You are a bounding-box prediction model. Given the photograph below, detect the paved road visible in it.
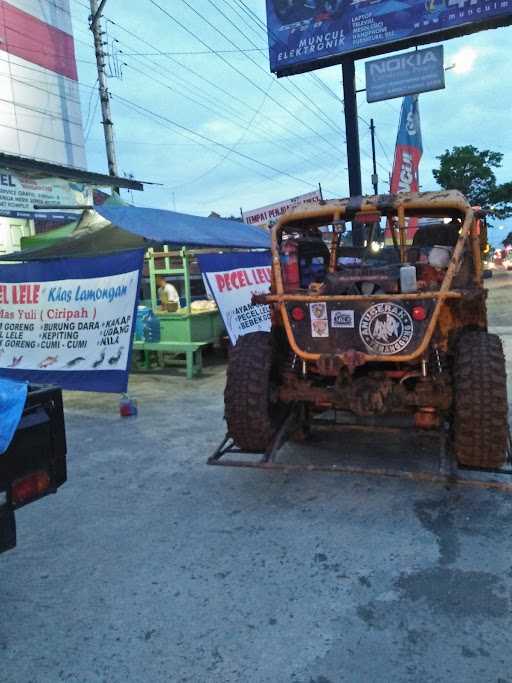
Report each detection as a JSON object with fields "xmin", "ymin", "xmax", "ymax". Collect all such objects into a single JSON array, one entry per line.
[{"xmin": 2, "ymin": 274, "xmax": 512, "ymax": 683}]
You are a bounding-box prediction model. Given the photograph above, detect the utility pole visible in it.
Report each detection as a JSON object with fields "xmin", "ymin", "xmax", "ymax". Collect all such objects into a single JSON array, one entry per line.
[
  {"xmin": 370, "ymin": 118, "xmax": 378, "ymax": 195},
  {"xmin": 89, "ymin": 0, "xmax": 119, "ymax": 193},
  {"xmin": 341, "ymin": 59, "xmax": 362, "ymax": 198},
  {"xmin": 341, "ymin": 59, "xmax": 363, "ymax": 246}
]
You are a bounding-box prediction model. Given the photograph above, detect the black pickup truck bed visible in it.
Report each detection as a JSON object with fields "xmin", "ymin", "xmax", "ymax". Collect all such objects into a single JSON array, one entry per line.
[{"xmin": 0, "ymin": 385, "xmax": 67, "ymax": 553}]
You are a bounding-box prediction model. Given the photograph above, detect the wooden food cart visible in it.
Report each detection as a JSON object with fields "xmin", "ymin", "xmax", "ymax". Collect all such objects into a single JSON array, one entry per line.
[{"xmin": 132, "ymin": 246, "xmax": 225, "ymax": 378}]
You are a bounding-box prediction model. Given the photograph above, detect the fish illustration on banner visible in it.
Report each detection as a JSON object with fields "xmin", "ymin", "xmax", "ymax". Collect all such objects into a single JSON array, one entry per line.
[{"xmin": 386, "ymin": 95, "xmax": 423, "ymax": 242}]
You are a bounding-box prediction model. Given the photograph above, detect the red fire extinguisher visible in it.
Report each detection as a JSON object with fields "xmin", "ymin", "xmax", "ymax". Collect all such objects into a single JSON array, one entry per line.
[{"xmin": 282, "ymin": 239, "xmax": 300, "ymax": 289}]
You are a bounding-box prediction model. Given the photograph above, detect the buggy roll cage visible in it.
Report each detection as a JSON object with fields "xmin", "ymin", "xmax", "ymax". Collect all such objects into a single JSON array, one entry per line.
[{"xmin": 257, "ymin": 191, "xmax": 483, "ymax": 365}]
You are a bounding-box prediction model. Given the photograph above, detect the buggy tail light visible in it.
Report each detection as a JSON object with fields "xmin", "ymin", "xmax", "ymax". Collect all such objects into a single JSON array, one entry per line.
[
  {"xmin": 12, "ymin": 471, "xmax": 51, "ymax": 506},
  {"xmin": 412, "ymin": 306, "xmax": 427, "ymax": 321},
  {"xmin": 291, "ymin": 306, "xmax": 305, "ymax": 321}
]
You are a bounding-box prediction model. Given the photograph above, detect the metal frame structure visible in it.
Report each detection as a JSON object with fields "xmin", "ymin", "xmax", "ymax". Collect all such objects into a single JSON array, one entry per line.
[
  {"xmin": 147, "ymin": 246, "xmax": 193, "ymax": 314},
  {"xmin": 209, "ymin": 409, "xmax": 512, "ymax": 493},
  {"xmin": 255, "ymin": 190, "xmax": 482, "ymax": 366}
]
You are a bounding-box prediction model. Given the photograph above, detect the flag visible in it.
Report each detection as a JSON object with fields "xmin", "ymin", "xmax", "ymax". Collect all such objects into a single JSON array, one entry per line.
[{"xmin": 387, "ymin": 95, "xmax": 423, "ymax": 242}]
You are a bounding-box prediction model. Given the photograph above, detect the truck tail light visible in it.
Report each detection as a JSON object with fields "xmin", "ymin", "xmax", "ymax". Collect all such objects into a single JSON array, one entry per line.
[
  {"xmin": 412, "ymin": 306, "xmax": 427, "ymax": 321},
  {"xmin": 12, "ymin": 471, "xmax": 51, "ymax": 506},
  {"xmin": 291, "ymin": 306, "xmax": 305, "ymax": 321}
]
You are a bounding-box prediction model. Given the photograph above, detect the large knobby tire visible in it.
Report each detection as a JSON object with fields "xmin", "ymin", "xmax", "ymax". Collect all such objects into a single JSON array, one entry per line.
[
  {"xmin": 453, "ymin": 331, "xmax": 509, "ymax": 468},
  {"xmin": 224, "ymin": 332, "xmax": 285, "ymax": 452}
]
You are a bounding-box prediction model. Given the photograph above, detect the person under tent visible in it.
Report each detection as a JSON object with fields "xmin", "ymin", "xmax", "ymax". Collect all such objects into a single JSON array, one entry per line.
[{"xmin": 156, "ymin": 274, "xmax": 180, "ymax": 312}]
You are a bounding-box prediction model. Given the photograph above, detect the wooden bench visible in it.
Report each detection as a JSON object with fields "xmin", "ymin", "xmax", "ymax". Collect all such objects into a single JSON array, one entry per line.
[{"xmin": 132, "ymin": 341, "xmax": 207, "ymax": 379}]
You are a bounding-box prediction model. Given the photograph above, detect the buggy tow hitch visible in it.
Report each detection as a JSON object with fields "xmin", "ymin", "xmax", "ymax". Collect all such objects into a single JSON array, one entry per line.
[
  {"xmin": 208, "ymin": 413, "xmax": 512, "ymax": 493},
  {"xmin": 208, "ymin": 407, "xmax": 299, "ymax": 468}
]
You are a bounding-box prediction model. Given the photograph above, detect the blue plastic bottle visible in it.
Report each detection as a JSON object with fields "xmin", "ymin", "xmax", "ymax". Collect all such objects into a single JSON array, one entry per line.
[
  {"xmin": 135, "ymin": 306, "xmax": 150, "ymax": 341},
  {"xmin": 143, "ymin": 310, "xmax": 161, "ymax": 343}
]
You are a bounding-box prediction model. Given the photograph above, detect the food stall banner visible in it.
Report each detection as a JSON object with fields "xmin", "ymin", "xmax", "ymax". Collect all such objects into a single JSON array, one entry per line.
[
  {"xmin": 242, "ymin": 190, "xmax": 321, "ymax": 230},
  {"xmin": 0, "ymin": 249, "xmax": 144, "ymax": 392},
  {"xmin": 266, "ymin": 0, "xmax": 512, "ymax": 77},
  {"xmin": 198, "ymin": 252, "xmax": 272, "ymax": 345}
]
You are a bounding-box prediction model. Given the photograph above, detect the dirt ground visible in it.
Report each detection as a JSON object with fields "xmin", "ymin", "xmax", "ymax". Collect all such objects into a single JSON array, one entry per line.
[{"xmin": 1, "ymin": 272, "xmax": 512, "ymax": 683}]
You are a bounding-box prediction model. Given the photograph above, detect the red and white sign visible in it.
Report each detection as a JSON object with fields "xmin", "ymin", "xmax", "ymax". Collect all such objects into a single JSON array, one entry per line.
[
  {"xmin": 242, "ymin": 190, "xmax": 321, "ymax": 230},
  {"xmin": 0, "ymin": 1, "xmax": 86, "ymax": 169}
]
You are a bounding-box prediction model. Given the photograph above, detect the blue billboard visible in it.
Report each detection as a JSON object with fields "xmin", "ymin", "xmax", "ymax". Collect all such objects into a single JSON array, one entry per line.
[{"xmin": 266, "ymin": 0, "xmax": 512, "ymax": 76}]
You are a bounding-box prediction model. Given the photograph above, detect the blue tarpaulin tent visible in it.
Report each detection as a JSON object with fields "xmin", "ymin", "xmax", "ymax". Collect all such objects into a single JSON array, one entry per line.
[
  {"xmin": 95, "ymin": 205, "xmax": 270, "ymax": 249},
  {"xmin": 0, "ymin": 205, "xmax": 270, "ymax": 261}
]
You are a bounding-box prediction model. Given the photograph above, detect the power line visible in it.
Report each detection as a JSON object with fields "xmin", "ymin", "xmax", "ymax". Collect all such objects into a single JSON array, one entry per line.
[
  {"xmin": 122, "ymin": 47, "xmax": 266, "ymax": 56},
  {"xmin": 111, "ymin": 90, "xmax": 341, "ymax": 194},
  {"xmin": 149, "ymin": 0, "xmax": 340, "ymax": 155},
  {"xmin": 202, "ymin": 0, "xmax": 346, "ymax": 141},
  {"xmin": 119, "ymin": 49, "xmax": 343, "ymax": 169},
  {"xmin": 165, "ymin": 80, "xmax": 273, "ymax": 191},
  {"xmin": 102, "ymin": 17, "xmax": 345, "ymax": 168},
  {"xmin": 69, "ymin": 0, "xmax": 344, "ymax": 196},
  {"xmin": 233, "ymin": 0, "xmax": 392, "ymax": 177}
]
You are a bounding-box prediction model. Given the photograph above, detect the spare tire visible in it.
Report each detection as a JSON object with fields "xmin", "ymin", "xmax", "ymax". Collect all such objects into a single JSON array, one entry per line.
[
  {"xmin": 453, "ymin": 331, "xmax": 509, "ymax": 468},
  {"xmin": 224, "ymin": 332, "xmax": 285, "ymax": 453}
]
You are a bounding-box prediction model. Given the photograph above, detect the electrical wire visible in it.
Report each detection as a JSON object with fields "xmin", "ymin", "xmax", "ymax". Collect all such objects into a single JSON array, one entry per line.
[
  {"xmin": 201, "ymin": 0, "xmax": 347, "ymax": 141},
  {"xmin": 110, "ymin": 90, "xmax": 341, "ymax": 195},
  {"xmin": 101, "ymin": 18, "xmax": 346, "ymax": 168},
  {"xmin": 122, "ymin": 48, "xmax": 266, "ymax": 56},
  {"xmin": 120, "ymin": 54, "xmax": 343, "ymax": 169},
  {"xmin": 233, "ymin": 0, "xmax": 392, "ymax": 176},
  {"xmin": 149, "ymin": 0, "xmax": 342, "ymax": 155},
  {"xmin": 74, "ymin": 6, "xmax": 314, "ymax": 162},
  {"xmin": 165, "ymin": 80, "xmax": 274, "ymax": 191},
  {"xmin": 69, "ymin": 0, "xmax": 345, "ymax": 197}
]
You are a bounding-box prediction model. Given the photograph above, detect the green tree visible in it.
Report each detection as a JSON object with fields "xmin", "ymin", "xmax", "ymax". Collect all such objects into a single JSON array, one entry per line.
[{"xmin": 432, "ymin": 145, "xmax": 512, "ymax": 219}]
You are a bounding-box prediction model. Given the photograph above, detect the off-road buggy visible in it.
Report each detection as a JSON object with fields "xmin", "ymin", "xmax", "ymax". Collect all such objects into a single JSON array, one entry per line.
[{"xmin": 220, "ymin": 191, "xmax": 509, "ymax": 473}]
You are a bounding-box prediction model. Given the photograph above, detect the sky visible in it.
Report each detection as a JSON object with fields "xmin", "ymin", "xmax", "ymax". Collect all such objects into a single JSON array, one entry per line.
[{"xmin": 69, "ymin": 0, "xmax": 512, "ymax": 244}]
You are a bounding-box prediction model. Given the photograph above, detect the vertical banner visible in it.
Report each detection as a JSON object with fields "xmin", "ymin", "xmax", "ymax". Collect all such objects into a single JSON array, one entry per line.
[
  {"xmin": 197, "ymin": 252, "xmax": 272, "ymax": 345},
  {"xmin": 0, "ymin": 250, "xmax": 144, "ymax": 392},
  {"xmin": 388, "ymin": 95, "xmax": 423, "ymax": 241}
]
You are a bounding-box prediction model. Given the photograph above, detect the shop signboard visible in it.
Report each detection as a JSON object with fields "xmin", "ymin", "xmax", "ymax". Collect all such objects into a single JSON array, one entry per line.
[
  {"xmin": 365, "ymin": 46, "xmax": 445, "ymax": 102},
  {"xmin": 198, "ymin": 252, "xmax": 272, "ymax": 345},
  {"xmin": 242, "ymin": 190, "xmax": 321, "ymax": 230},
  {"xmin": 266, "ymin": 0, "xmax": 512, "ymax": 76},
  {"xmin": 0, "ymin": 250, "xmax": 143, "ymax": 392},
  {"xmin": 0, "ymin": 169, "xmax": 92, "ymax": 219}
]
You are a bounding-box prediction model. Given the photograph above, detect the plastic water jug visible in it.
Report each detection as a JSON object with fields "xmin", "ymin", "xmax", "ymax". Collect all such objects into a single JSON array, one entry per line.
[
  {"xmin": 143, "ymin": 310, "xmax": 161, "ymax": 343},
  {"xmin": 400, "ymin": 265, "xmax": 417, "ymax": 293},
  {"xmin": 135, "ymin": 305, "xmax": 150, "ymax": 341}
]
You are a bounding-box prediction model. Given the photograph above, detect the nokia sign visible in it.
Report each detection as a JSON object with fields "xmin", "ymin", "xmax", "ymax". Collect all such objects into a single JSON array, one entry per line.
[{"xmin": 365, "ymin": 46, "xmax": 445, "ymax": 103}]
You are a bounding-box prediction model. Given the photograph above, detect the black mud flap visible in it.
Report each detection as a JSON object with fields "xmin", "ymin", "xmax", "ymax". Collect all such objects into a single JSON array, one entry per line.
[{"xmin": 0, "ymin": 500, "xmax": 16, "ymax": 553}]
